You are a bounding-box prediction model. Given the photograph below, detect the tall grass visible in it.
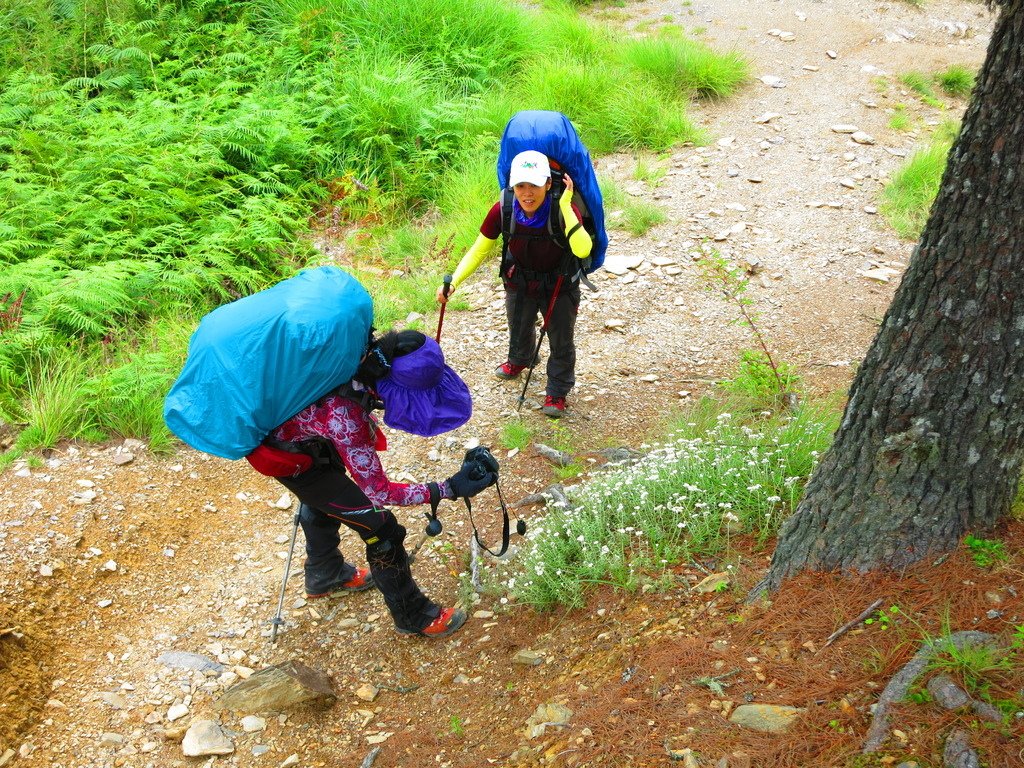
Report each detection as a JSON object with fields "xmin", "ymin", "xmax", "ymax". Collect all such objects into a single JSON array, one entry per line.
[
  {"xmin": 15, "ymin": 352, "xmax": 98, "ymax": 451},
  {"xmin": 879, "ymin": 122, "xmax": 959, "ymax": 240},
  {"xmin": 511, "ymin": 398, "xmax": 838, "ymax": 609},
  {"xmin": 600, "ymin": 178, "xmax": 668, "ymax": 237},
  {"xmin": 935, "ymin": 64, "xmax": 976, "ymax": 98},
  {"xmin": 621, "ymin": 35, "xmax": 749, "ymax": 99}
]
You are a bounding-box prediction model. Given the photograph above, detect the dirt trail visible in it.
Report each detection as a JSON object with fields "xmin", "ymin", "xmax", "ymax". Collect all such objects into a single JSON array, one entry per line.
[{"xmin": 0, "ymin": 2, "xmax": 998, "ymax": 766}]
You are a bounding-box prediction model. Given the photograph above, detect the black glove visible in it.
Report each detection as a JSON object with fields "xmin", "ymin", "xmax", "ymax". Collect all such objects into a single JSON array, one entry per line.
[{"xmin": 447, "ymin": 465, "xmax": 497, "ymax": 499}]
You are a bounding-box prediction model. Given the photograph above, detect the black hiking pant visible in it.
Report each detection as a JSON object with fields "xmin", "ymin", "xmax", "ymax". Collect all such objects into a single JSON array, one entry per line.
[
  {"xmin": 275, "ymin": 465, "xmax": 440, "ymax": 633},
  {"xmin": 503, "ymin": 270, "xmax": 580, "ymax": 398}
]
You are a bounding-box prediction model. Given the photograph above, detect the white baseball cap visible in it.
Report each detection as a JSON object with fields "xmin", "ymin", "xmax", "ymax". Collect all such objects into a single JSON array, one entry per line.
[{"xmin": 509, "ymin": 150, "xmax": 551, "ymax": 187}]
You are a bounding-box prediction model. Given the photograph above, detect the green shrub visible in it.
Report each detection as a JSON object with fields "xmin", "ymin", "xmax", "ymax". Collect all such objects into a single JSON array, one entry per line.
[{"xmin": 720, "ymin": 350, "xmax": 801, "ymax": 410}]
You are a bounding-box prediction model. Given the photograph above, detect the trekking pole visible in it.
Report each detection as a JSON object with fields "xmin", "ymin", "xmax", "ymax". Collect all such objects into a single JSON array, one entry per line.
[
  {"xmin": 517, "ymin": 273, "xmax": 565, "ymax": 411},
  {"xmin": 435, "ymin": 274, "xmax": 452, "ymax": 343},
  {"xmin": 270, "ymin": 503, "xmax": 303, "ymax": 644}
]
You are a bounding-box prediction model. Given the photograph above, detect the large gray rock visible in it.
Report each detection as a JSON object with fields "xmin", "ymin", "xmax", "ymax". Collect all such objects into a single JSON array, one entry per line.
[{"xmin": 214, "ymin": 660, "xmax": 336, "ymax": 713}]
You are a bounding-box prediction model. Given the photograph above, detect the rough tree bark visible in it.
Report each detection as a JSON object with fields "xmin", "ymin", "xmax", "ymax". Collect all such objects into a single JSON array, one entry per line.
[{"xmin": 759, "ymin": 0, "xmax": 1024, "ymax": 593}]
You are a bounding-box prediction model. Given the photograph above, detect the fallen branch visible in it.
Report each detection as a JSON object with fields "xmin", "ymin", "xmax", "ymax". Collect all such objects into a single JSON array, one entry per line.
[
  {"xmin": 821, "ymin": 598, "xmax": 884, "ymax": 649},
  {"xmin": 470, "ymin": 536, "xmax": 482, "ymax": 592},
  {"xmin": 375, "ymin": 683, "xmax": 420, "ymax": 694}
]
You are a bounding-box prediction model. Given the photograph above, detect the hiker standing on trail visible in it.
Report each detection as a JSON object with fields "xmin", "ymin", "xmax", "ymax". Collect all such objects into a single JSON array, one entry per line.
[
  {"xmin": 437, "ymin": 149, "xmax": 593, "ymax": 419},
  {"xmin": 267, "ymin": 330, "xmax": 495, "ymax": 639}
]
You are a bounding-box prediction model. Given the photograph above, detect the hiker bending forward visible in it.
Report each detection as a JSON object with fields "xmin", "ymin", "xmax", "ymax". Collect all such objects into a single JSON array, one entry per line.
[
  {"xmin": 269, "ymin": 331, "xmax": 493, "ymax": 638},
  {"xmin": 437, "ymin": 150, "xmax": 593, "ymax": 418}
]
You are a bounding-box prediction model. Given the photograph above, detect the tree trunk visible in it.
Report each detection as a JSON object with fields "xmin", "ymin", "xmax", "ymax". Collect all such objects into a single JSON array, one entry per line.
[{"xmin": 761, "ymin": 2, "xmax": 1024, "ymax": 593}]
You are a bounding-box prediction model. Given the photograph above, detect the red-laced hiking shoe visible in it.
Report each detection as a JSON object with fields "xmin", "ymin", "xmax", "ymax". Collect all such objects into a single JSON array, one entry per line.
[
  {"xmin": 494, "ymin": 361, "xmax": 527, "ymax": 380},
  {"xmin": 305, "ymin": 567, "xmax": 375, "ymax": 599},
  {"xmin": 397, "ymin": 607, "xmax": 467, "ymax": 639},
  {"xmin": 542, "ymin": 395, "xmax": 566, "ymax": 418}
]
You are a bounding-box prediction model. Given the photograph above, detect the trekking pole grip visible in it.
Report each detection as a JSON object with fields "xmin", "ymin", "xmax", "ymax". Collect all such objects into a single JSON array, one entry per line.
[{"xmin": 435, "ymin": 274, "xmax": 453, "ymax": 344}]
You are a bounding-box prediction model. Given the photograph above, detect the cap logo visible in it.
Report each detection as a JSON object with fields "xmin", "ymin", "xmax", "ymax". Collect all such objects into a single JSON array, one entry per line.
[{"xmin": 521, "ymin": 161, "xmax": 538, "ymax": 169}]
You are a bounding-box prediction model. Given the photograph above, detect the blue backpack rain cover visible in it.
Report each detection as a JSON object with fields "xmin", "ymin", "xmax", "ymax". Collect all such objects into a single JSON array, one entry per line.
[
  {"xmin": 163, "ymin": 266, "xmax": 374, "ymax": 460},
  {"xmin": 496, "ymin": 110, "xmax": 608, "ymax": 272}
]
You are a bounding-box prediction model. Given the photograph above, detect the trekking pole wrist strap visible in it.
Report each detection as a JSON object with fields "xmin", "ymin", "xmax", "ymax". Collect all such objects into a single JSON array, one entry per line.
[{"xmin": 427, "ymin": 482, "xmax": 442, "ymax": 516}]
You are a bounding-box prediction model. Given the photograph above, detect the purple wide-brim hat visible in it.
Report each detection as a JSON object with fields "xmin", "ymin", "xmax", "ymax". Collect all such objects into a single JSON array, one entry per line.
[{"xmin": 376, "ymin": 337, "xmax": 472, "ymax": 437}]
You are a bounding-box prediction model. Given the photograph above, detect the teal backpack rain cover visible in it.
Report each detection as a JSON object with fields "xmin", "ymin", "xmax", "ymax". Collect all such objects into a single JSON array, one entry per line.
[{"xmin": 163, "ymin": 266, "xmax": 374, "ymax": 460}]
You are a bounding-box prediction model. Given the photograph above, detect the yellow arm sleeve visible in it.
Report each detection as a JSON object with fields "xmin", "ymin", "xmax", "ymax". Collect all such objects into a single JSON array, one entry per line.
[
  {"xmin": 451, "ymin": 233, "xmax": 499, "ymax": 289},
  {"xmin": 559, "ymin": 192, "xmax": 593, "ymax": 258}
]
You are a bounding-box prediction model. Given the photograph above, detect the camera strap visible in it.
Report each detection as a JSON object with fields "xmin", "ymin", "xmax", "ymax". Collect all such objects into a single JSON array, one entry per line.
[{"xmin": 463, "ymin": 477, "xmax": 526, "ymax": 558}]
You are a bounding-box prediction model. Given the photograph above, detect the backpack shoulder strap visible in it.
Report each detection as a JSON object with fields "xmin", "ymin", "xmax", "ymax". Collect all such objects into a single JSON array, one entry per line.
[{"xmin": 499, "ymin": 187, "xmax": 516, "ymax": 275}]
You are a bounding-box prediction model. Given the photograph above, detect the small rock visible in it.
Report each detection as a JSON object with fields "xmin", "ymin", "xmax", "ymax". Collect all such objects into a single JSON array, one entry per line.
[
  {"xmin": 860, "ymin": 266, "xmax": 899, "ymax": 282},
  {"xmin": 355, "ymin": 684, "xmax": 379, "ymax": 702},
  {"xmin": 100, "ymin": 692, "xmax": 128, "ymax": 709},
  {"xmin": 852, "ymin": 131, "xmax": 875, "ymax": 145},
  {"xmin": 525, "ymin": 702, "xmax": 573, "ymax": 739},
  {"xmin": 158, "ymin": 651, "xmax": 224, "ymax": 673},
  {"xmin": 729, "ymin": 704, "xmax": 804, "ymax": 733},
  {"xmin": 694, "ymin": 572, "xmax": 730, "ymax": 593},
  {"xmin": 513, "ymin": 650, "xmax": 544, "ymax": 666},
  {"xmin": 182, "ymin": 719, "xmax": 235, "ymax": 757},
  {"xmin": 167, "ymin": 703, "xmax": 189, "ymax": 722},
  {"xmin": 241, "ymin": 715, "xmax": 266, "ymax": 733},
  {"xmin": 831, "ymin": 124, "xmax": 858, "ymax": 134}
]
